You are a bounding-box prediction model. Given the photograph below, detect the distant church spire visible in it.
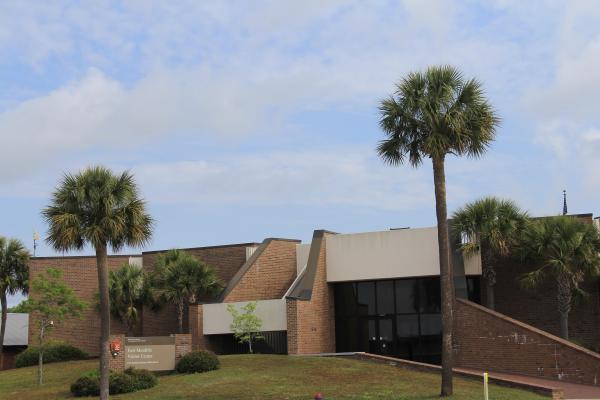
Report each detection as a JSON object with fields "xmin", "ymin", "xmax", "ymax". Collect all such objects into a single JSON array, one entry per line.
[{"xmin": 563, "ymin": 190, "xmax": 568, "ymax": 215}]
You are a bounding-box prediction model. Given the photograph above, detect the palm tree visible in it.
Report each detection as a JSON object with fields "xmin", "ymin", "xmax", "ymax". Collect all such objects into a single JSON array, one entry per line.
[
  {"xmin": 0, "ymin": 237, "xmax": 30, "ymax": 357},
  {"xmin": 42, "ymin": 166, "xmax": 152, "ymax": 400},
  {"xmin": 109, "ymin": 263, "xmax": 145, "ymax": 335},
  {"xmin": 378, "ymin": 65, "xmax": 499, "ymax": 396},
  {"xmin": 452, "ymin": 197, "xmax": 529, "ymax": 310},
  {"xmin": 519, "ymin": 216, "xmax": 600, "ymax": 340},
  {"xmin": 148, "ymin": 249, "xmax": 222, "ymax": 334}
]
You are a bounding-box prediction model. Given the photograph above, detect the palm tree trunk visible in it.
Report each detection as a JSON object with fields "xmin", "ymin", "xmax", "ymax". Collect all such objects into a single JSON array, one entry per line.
[
  {"xmin": 432, "ymin": 156, "xmax": 454, "ymax": 397},
  {"xmin": 0, "ymin": 291, "xmax": 7, "ymax": 357},
  {"xmin": 557, "ymin": 273, "xmax": 571, "ymax": 340},
  {"xmin": 96, "ymin": 243, "xmax": 110, "ymax": 400},
  {"xmin": 177, "ymin": 302, "xmax": 184, "ymax": 334}
]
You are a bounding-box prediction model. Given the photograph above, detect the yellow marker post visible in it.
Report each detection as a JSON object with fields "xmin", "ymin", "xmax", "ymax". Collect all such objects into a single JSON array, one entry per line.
[{"xmin": 483, "ymin": 372, "xmax": 489, "ymax": 400}]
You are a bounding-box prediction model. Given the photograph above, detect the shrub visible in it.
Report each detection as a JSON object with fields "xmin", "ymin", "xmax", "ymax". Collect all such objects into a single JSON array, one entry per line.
[
  {"xmin": 124, "ymin": 367, "xmax": 158, "ymax": 390},
  {"xmin": 70, "ymin": 376, "xmax": 99, "ymax": 397},
  {"xmin": 15, "ymin": 342, "xmax": 87, "ymax": 368},
  {"xmin": 71, "ymin": 368, "xmax": 158, "ymax": 397},
  {"xmin": 175, "ymin": 351, "xmax": 220, "ymax": 374},
  {"xmin": 109, "ymin": 372, "xmax": 136, "ymax": 394}
]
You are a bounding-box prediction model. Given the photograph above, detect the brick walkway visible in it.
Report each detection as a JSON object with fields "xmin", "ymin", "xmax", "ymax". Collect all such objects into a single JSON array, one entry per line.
[{"xmin": 459, "ymin": 368, "xmax": 600, "ymax": 400}]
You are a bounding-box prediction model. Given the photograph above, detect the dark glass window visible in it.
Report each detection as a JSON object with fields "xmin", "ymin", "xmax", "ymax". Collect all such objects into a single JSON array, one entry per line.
[
  {"xmin": 335, "ymin": 282, "xmax": 357, "ymax": 317},
  {"xmin": 376, "ymin": 281, "xmax": 395, "ymax": 315},
  {"xmin": 396, "ymin": 314, "xmax": 419, "ymax": 338},
  {"xmin": 357, "ymin": 281, "xmax": 376, "ymax": 316},
  {"xmin": 466, "ymin": 276, "xmax": 481, "ymax": 304},
  {"xmin": 395, "ymin": 279, "xmax": 418, "ymax": 313},
  {"xmin": 334, "ymin": 277, "xmax": 444, "ymax": 364},
  {"xmin": 419, "ymin": 278, "xmax": 441, "ymax": 313},
  {"xmin": 419, "ymin": 314, "xmax": 442, "ymax": 336}
]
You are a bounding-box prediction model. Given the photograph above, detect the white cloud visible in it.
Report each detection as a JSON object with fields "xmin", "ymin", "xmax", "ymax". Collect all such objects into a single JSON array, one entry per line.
[
  {"xmin": 1, "ymin": 0, "xmax": 600, "ymax": 219},
  {"xmin": 132, "ymin": 150, "xmax": 434, "ymax": 211}
]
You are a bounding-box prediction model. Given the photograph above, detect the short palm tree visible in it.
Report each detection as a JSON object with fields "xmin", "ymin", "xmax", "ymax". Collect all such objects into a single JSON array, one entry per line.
[
  {"xmin": 42, "ymin": 166, "xmax": 153, "ymax": 400},
  {"xmin": 0, "ymin": 237, "xmax": 30, "ymax": 356},
  {"xmin": 109, "ymin": 263, "xmax": 145, "ymax": 335},
  {"xmin": 452, "ymin": 197, "xmax": 529, "ymax": 310},
  {"xmin": 378, "ymin": 65, "xmax": 499, "ymax": 396},
  {"xmin": 519, "ymin": 216, "xmax": 600, "ymax": 340},
  {"xmin": 148, "ymin": 249, "xmax": 222, "ymax": 334}
]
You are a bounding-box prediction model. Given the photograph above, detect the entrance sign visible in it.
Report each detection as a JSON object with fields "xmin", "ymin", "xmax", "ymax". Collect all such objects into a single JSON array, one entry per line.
[{"xmin": 124, "ymin": 336, "xmax": 176, "ymax": 371}]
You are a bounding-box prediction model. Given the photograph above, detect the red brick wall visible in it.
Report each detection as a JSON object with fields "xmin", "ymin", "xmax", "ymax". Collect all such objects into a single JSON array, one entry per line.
[
  {"xmin": 454, "ymin": 298, "xmax": 600, "ymax": 386},
  {"xmin": 141, "ymin": 244, "xmax": 252, "ymax": 336},
  {"xmin": 108, "ymin": 334, "xmax": 125, "ymax": 371},
  {"xmin": 483, "ymin": 257, "xmax": 600, "ymax": 351},
  {"xmin": 223, "ymin": 239, "xmax": 300, "ymax": 302},
  {"xmin": 287, "ymin": 232, "xmax": 336, "ymax": 354},
  {"xmin": 483, "ymin": 214, "xmax": 600, "ymax": 350},
  {"xmin": 188, "ymin": 304, "xmax": 216, "ymax": 352},
  {"xmin": 0, "ymin": 347, "xmax": 24, "ymax": 370},
  {"xmin": 28, "ymin": 255, "xmax": 134, "ymax": 356}
]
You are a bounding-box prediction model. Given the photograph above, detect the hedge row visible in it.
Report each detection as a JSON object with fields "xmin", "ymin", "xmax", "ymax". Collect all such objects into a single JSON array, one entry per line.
[
  {"xmin": 71, "ymin": 368, "xmax": 157, "ymax": 397},
  {"xmin": 15, "ymin": 342, "xmax": 87, "ymax": 368}
]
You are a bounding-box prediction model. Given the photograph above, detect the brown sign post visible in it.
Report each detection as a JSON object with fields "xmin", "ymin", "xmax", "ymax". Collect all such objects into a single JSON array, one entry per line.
[{"xmin": 124, "ymin": 336, "xmax": 176, "ymax": 371}]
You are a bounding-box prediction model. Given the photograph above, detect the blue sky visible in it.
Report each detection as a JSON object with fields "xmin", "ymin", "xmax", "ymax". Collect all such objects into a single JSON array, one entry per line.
[{"xmin": 2, "ymin": 1, "xmax": 600, "ymax": 306}]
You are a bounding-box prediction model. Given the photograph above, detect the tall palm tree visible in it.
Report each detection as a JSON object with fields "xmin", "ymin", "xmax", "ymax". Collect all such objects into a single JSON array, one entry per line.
[
  {"xmin": 519, "ymin": 216, "xmax": 600, "ymax": 340},
  {"xmin": 0, "ymin": 237, "xmax": 30, "ymax": 356},
  {"xmin": 42, "ymin": 166, "xmax": 152, "ymax": 400},
  {"xmin": 108, "ymin": 263, "xmax": 145, "ymax": 335},
  {"xmin": 452, "ymin": 197, "xmax": 529, "ymax": 310},
  {"xmin": 148, "ymin": 249, "xmax": 222, "ymax": 334},
  {"xmin": 378, "ymin": 65, "xmax": 499, "ymax": 396}
]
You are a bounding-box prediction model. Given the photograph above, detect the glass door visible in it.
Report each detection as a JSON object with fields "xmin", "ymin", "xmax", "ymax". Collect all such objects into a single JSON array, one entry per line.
[
  {"xmin": 377, "ymin": 318, "xmax": 394, "ymax": 356},
  {"xmin": 363, "ymin": 317, "xmax": 394, "ymax": 356}
]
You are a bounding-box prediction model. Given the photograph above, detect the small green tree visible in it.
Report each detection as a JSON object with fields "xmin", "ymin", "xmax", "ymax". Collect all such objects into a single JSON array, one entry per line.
[
  {"xmin": 227, "ymin": 301, "xmax": 263, "ymax": 353},
  {"xmin": 148, "ymin": 250, "xmax": 222, "ymax": 333},
  {"xmin": 23, "ymin": 268, "xmax": 86, "ymax": 385},
  {"xmin": 108, "ymin": 263, "xmax": 145, "ymax": 335},
  {"xmin": 518, "ymin": 216, "xmax": 600, "ymax": 339},
  {"xmin": 452, "ymin": 197, "xmax": 529, "ymax": 310}
]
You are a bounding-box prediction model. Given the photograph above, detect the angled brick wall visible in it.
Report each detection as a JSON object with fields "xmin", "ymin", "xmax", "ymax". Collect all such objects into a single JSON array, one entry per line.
[
  {"xmin": 483, "ymin": 257, "xmax": 600, "ymax": 351},
  {"xmin": 287, "ymin": 231, "xmax": 336, "ymax": 354},
  {"xmin": 454, "ymin": 298, "xmax": 600, "ymax": 386},
  {"xmin": 483, "ymin": 213, "xmax": 600, "ymax": 350},
  {"xmin": 222, "ymin": 239, "xmax": 300, "ymax": 303},
  {"xmin": 28, "ymin": 255, "xmax": 134, "ymax": 356}
]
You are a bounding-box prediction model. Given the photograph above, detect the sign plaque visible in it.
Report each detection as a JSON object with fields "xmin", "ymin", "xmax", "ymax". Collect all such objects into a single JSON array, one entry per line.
[{"xmin": 124, "ymin": 336, "xmax": 176, "ymax": 371}]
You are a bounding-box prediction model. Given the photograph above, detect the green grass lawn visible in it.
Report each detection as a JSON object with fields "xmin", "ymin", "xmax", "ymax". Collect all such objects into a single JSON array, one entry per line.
[{"xmin": 0, "ymin": 354, "xmax": 546, "ymax": 400}]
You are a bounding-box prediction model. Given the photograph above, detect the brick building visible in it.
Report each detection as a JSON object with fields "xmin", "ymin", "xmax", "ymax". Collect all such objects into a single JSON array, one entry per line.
[{"xmin": 26, "ymin": 214, "xmax": 600, "ymax": 385}]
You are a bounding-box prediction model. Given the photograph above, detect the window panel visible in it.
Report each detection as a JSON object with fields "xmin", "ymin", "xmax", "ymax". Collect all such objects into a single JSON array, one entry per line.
[
  {"xmin": 396, "ymin": 314, "xmax": 419, "ymax": 338},
  {"xmin": 395, "ymin": 279, "xmax": 418, "ymax": 314},
  {"xmin": 376, "ymin": 280, "xmax": 395, "ymax": 315},
  {"xmin": 357, "ymin": 281, "xmax": 376, "ymax": 316},
  {"xmin": 335, "ymin": 282, "xmax": 357, "ymax": 317},
  {"xmin": 419, "ymin": 278, "xmax": 441, "ymax": 313},
  {"xmin": 419, "ymin": 313, "xmax": 442, "ymax": 336}
]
